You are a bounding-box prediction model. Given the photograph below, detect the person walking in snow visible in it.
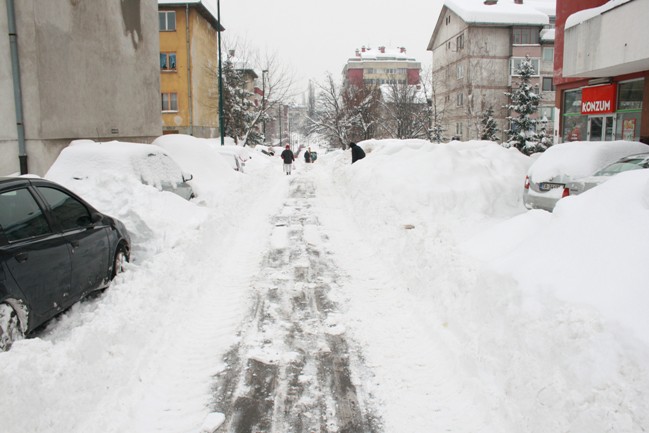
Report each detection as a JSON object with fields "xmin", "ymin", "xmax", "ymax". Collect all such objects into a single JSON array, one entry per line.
[
  {"xmin": 349, "ymin": 142, "xmax": 365, "ymax": 164},
  {"xmin": 304, "ymin": 147, "xmax": 312, "ymax": 163},
  {"xmin": 281, "ymin": 144, "xmax": 295, "ymax": 175}
]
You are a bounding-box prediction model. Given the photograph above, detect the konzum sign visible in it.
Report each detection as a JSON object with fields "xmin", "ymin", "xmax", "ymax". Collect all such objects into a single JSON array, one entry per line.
[{"xmin": 581, "ymin": 84, "xmax": 617, "ymax": 115}]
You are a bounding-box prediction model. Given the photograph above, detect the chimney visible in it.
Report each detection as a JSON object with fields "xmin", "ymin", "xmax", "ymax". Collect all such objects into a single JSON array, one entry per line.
[
  {"xmin": 400, "ymin": 47, "xmax": 406, "ymax": 53},
  {"xmin": 361, "ymin": 46, "xmax": 366, "ymax": 53},
  {"xmin": 484, "ymin": 0, "xmax": 497, "ymax": 4},
  {"xmin": 514, "ymin": 0, "xmax": 522, "ymax": 3},
  {"xmin": 379, "ymin": 46, "xmax": 385, "ymax": 53},
  {"xmin": 355, "ymin": 48, "xmax": 360, "ymax": 57}
]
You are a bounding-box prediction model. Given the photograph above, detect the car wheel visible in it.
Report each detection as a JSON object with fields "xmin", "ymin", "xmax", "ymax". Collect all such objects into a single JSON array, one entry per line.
[
  {"xmin": 0, "ymin": 303, "xmax": 24, "ymax": 352},
  {"xmin": 112, "ymin": 244, "xmax": 129, "ymax": 279}
]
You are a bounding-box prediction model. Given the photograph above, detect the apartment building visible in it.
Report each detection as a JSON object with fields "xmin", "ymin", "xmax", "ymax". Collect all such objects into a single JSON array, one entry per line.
[
  {"xmin": 343, "ymin": 46, "xmax": 421, "ymax": 88},
  {"xmin": 1, "ymin": 0, "xmax": 161, "ymax": 176},
  {"xmin": 555, "ymin": 0, "xmax": 649, "ymax": 143},
  {"xmin": 427, "ymin": 0, "xmax": 556, "ymax": 142},
  {"xmin": 158, "ymin": 0, "xmax": 224, "ymax": 137}
]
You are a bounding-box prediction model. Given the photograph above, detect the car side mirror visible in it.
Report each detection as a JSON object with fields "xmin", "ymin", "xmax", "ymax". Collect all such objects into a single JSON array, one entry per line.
[{"xmin": 182, "ymin": 173, "xmax": 193, "ymax": 182}]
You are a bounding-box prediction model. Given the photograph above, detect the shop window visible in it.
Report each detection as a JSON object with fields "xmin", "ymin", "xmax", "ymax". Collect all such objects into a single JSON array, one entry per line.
[
  {"xmin": 161, "ymin": 93, "xmax": 178, "ymax": 112},
  {"xmin": 617, "ymin": 79, "xmax": 644, "ymax": 110},
  {"xmin": 456, "ymin": 93, "xmax": 464, "ymax": 106},
  {"xmin": 159, "ymin": 11, "xmax": 176, "ymax": 31},
  {"xmin": 616, "ymin": 112, "xmax": 641, "ymax": 141},
  {"xmin": 160, "ymin": 53, "xmax": 177, "ymax": 71},
  {"xmin": 562, "ymin": 89, "xmax": 582, "ymax": 115}
]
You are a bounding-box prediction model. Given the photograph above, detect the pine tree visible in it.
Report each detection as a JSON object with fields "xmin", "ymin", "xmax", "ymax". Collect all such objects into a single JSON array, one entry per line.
[
  {"xmin": 503, "ymin": 55, "xmax": 544, "ymax": 155},
  {"xmin": 480, "ymin": 105, "xmax": 500, "ymax": 142}
]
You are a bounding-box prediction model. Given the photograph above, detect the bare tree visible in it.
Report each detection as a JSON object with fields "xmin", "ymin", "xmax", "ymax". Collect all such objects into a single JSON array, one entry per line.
[
  {"xmin": 307, "ymin": 74, "xmax": 355, "ymax": 148},
  {"xmin": 204, "ymin": 36, "xmax": 296, "ymax": 145},
  {"xmin": 378, "ymin": 76, "xmax": 430, "ymax": 140}
]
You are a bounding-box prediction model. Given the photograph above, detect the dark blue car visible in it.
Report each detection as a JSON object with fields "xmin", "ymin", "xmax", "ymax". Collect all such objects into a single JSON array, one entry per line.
[{"xmin": 0, "ymin": 177, "xmax": 130, "ymax": 351}]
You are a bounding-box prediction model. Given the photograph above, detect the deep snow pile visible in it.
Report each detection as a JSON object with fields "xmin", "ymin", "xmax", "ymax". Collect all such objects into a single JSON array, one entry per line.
[
  {"xmin": 1, "ymin": 137, "xmax": 648, "ymax": 433},
  {"xmin": 308, "ymin": 139, "xmax": 649, "ymax": 433}
]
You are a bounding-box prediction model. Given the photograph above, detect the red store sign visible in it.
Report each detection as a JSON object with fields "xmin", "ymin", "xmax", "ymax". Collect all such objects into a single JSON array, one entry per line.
[{"xmin": 581, "ymin": 84, "xmax": 617, "ymax": 115}]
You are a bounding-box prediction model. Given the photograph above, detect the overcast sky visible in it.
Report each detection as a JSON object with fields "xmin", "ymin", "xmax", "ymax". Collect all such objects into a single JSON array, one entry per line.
[{"xmin": 219, "ymin": 0, "xmax": 445, "ymax": 99}]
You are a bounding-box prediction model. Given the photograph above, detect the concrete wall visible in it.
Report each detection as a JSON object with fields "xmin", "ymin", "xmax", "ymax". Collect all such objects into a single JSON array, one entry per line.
[
  {"xmin": 1, "ymin": 0, "xmax": 161, "ymax": 176},
  {"xmin": 563, "ymin": 0, "xmax": 649, "ymax": 78}
]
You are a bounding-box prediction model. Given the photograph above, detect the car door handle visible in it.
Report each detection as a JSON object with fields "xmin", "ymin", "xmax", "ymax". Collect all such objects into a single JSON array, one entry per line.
[
  {"xmin": 71, "ymin": 240, "xmax": 80, "ymax": 249},
  {"xmin": 14, "ymin": 252, "xmax": 28, "ymax": 263}
]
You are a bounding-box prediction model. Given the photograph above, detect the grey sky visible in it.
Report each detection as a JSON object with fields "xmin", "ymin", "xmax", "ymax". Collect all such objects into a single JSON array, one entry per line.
[{"xmin": 219, "ymin": 0, "xmax": 444, "ymax": 97}]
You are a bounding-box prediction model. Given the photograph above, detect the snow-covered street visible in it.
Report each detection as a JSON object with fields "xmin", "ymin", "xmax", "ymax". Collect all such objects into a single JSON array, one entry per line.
[{"xmin": 1, "ymin": 138, "xmax": 649, "ymax": 433}]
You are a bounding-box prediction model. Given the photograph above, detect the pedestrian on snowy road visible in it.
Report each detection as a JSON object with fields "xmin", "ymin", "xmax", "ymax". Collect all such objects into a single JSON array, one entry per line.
[
  {"xmin": 349, "ymin": 142, "xmax": 365, "ymax": 164},
  {"xmin": 281, "ymin": 144, "xmax": 295, "ymax": 175},
  {"xmin": 304, "ymin": 147, "xmax": 312, "ymax": 163}
]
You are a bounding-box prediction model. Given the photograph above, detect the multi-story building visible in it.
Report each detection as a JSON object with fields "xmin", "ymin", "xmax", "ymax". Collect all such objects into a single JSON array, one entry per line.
[
  {"xmin": 158, "ymin": 0, "xmax": 224, "ymax": 137},
  {"xmin": 1, "ymin": 0, "xmax": 161, "ymax": 176},
  {"xmin": 555, "ymin": 0, "xmax": 649, "ymax": 143},
  {"xmin": 343, "ymin": 46, "xmax": 421, "ymax": 88},
  {"xmin": 427, "ymin": 0, "xmax": 556, "ymax": 142}
]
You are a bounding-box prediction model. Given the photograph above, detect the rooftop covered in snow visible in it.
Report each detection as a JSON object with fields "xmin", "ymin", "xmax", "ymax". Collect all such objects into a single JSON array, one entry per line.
[{"xmin": 444, "ymin": 0, "xmax": 553, "ymax": 26}]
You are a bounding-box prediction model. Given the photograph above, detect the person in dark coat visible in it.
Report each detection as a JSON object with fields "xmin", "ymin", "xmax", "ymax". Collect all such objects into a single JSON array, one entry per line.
[
  {"xmin": 304, "ymin": 147, "xmax": 312, "ymax": 163},
  {"xmin": 281, "ymin": 144, "xmax": 295, "ymax": 175},
  {"xmin": 349, "ymin": 142, "xmax": 366, "ymax": 164}
]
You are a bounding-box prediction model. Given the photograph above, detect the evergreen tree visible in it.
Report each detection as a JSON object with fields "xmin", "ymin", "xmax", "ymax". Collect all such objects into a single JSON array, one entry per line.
[
  {"xmin": 503, "ymin": 55, "xmax": 545, "ymax": 155},
  {"xmin": 480, "ymin": 105, "xmax": 500, "ymax": 142}
]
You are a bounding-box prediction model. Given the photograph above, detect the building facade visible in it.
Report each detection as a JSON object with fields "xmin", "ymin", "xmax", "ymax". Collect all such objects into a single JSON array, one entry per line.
[
  {"xmin": 343, "ymin": 46, "xmax": 421, "ymax": 89},
  {"xmin": 427, "ymin": 0, "xmax": 556, "ymax": 142},
  {"xmin": 158, "ymin": 0, "xmax": 224, "ymax": 137},
  {"xmin": 555, "ymin": 0, "xmax": 649, "ymax": 143},
  {"xmin": 1, "ymin": 0, "xmax": 161, "ymax": 176}
]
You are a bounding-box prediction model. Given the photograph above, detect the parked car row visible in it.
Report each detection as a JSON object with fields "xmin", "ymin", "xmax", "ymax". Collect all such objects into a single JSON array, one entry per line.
[
  {"xmin": 523, "ymin": 141, "xmax": 649, "ymax": 211},
  {"xmin": 2, "ymin": 138, "xmax": 254, "ymax": 351}
]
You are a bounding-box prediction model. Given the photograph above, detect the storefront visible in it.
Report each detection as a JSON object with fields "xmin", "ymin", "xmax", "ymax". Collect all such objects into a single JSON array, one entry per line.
[{"xmin": 561, "ymin": 79, "xmax": 644, "ymax": 142}]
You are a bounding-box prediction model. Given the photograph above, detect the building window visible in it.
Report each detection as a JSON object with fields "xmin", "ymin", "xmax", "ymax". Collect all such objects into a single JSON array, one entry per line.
[
  {"xmin": 542, "ymin": 47, "xmax": 554, "ymax": 61},
  {"xmin": 542, "ymin": 77, "xmax": 554, "ymax": 91},
  {"xmin": 162, "ymin": 93, "xmax": 178, "ymax": 112},
  {"xmin": 456, "ymin": 34, "xmax": 464, "ymax": 50},
  {"xmin": 447, "ymin": 41, "xmax": 452, "ymax": 50},
  {"xmin": 456, "ymin": 122, "xmax": 463, "ymax": 135},
  {"xmin": 457, "ymin": 64, "xmax": 464, "ymax": 79},
  {"xmin": 159, "ymin": 11, "xmax": 176, "ymax": 31},
  {"xmin": 539, "ymin": 106, "xmax": 554, "ymax": 121},
  {"xmin": 160, "ymin": 52, "xmax": 177, "ymax": 71},
  {"xmin": 446, "ymin": 15, "xmax": 451, "ymax": 25},
  {"xmin": 512, "ymin": 27, "xmax": 539, "ymax": 45},
  {"xmin": 511, "ymin": 57, "xmax": 540, "ymax": 76},
  {"xmin": 456, "ymin": 93, "xmax": 464, "ymax": 106}
]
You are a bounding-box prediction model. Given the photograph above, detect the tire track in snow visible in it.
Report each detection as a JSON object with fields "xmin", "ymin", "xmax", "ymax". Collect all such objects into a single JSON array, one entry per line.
[{"xmin": 211, "ymin": 177, "xmax": 381, "ymax": 433}]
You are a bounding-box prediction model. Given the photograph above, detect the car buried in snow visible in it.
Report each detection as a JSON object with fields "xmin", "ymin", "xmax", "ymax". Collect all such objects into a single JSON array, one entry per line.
[
  {"xmin": 0, "ymin": 177, "xmax": 131, "ymax": 351},
  {"xmin": 564, "ymin": 152, "xmax": 649, "ymax": 197},
  {"xmin": 523, "ymin": 141, "xmax": 649, "ymax": 211}
]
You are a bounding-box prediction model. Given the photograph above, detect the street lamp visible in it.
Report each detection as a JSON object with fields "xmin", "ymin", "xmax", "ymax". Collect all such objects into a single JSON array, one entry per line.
[
  {"xmin": 262, "ymin": 69, "xmax": 268, "ymax": 143},
  {"xmin": 217, "ymin": 0, "xmax": 224, "ymax": 145}
]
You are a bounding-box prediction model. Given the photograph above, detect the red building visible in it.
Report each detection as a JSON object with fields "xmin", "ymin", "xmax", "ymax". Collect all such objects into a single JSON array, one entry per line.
[
  {"xmin": 554, "ymin": 0, "xmax": 649, "ymax": 143},
  {"xmin": 343, "ymin": 46, "xmax": 421, "ymax": 89}
]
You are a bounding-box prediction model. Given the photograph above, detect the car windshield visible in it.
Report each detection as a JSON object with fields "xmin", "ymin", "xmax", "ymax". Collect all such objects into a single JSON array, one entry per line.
[{"xmin": 595, "ymin": 158, "xmax": 648, "ymax": 176}]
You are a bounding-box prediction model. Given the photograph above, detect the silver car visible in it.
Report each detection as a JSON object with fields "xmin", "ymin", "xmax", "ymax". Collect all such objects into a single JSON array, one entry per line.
[
  {"xmin": 565, "ymin": 152, "xmax": 649, "ymax": 196},
  {"xmin": 523, "ymin": 141, "xmax": 649, "ymax": 211}
]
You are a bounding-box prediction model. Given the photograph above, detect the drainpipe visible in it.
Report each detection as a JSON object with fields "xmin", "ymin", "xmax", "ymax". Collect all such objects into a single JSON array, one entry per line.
[
  {"xmin": 6, "ymin": 0, "xmax": 27, "ymax": 174},
  {"xmin": 185, "ymin": 4, "xmax": 193, "ymax": 136}
]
